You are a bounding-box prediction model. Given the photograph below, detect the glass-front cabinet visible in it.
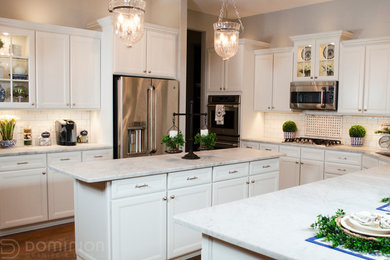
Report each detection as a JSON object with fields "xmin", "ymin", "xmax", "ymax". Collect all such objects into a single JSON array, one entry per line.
[
  {"xmin": 0, "ymin": 26, "xmax": 35, "ymax": 108},
  {"xmin": 291, "ymin": 31, "xmax": 353, "ymax": 82}
]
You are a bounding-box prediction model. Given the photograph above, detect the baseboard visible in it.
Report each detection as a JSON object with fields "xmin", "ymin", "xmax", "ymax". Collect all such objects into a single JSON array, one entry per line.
[{"xmin": 0, "ymin": 218, "xmax": 74, "ymax": 237}]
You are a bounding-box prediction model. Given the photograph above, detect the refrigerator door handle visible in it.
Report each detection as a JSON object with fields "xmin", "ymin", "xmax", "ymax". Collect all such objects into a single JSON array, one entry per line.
[
  {"xmin": 147, "ymin": 86, "xmax": 152, "ymax": 154},
  {"xmin": 153, "ymin": 86, "xmax": 157, "ymax": 153}
]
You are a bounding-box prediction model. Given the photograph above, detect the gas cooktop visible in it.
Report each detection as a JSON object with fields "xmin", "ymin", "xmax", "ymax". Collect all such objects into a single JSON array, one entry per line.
[{"xmin": 283, "ymin": 137, "xmax": 342, "ymax": 146}]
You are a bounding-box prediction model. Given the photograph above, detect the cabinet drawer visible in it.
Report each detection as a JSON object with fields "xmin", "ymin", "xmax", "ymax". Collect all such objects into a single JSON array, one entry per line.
[
  {"xmin": 0, "ymin": 154, "xmax": 46, "ymax": 172},
  {"xmin": 112, "ymin": 174, "xmax": 166, "ymax": 199},
  {"xmin": 240, "ymin": 141, "xmax": 259, "ymax": 150},
  {"xmin": 325, "ymin": 150, "xmax": 362, "ymax": 166},
  {"xmin": 213, "ymin": 163, "xmax": 249, "ymax": 182},
  {"xmin": 168, "ymin": 168, "xmax": 212, "ymax": 190},
  {"xmin": 279, "ymin": 145, "xmax": 300, "ymax": 158},
  {"xmin": 82, "ymin": 149, "xmax": 113, "ymax": 162},
  {"xmin": 259, "ymin": 143, "xmax": 279, "ymax": 152},
  {"xmin": 362, "ymin": 155, "xmax": 379, "ymax": 169},
  {"xmin": 250, "ymin": 159, "xmax": 279, "ymax": 175},
  {"xmin": 301, "ymin": 148, "xmax": 324, "ymax": 161},
  {"xmin": 325, "ymin": 162, "xmax": 361, "ymax": 175},
  {"xmin": 48, "ymin": 152, "xmax": 82, "ymax": 165}
]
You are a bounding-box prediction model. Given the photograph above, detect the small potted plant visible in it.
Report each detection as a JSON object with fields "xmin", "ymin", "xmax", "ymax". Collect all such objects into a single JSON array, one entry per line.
[
  {"xmin": 0, "ymin": 117, "xmax": 16, "ymax": 148},
  {"xmin": 194, "ymin": 132, "xmax": 216, "ymax": 150},
  {"xmin": 349, "ymin": 125, "xmax": 366, "ymax": 146},
  {"xmin": 161, "ymin": 131, "xmax": 185, "ymax": 153},
  {"xmin": 282, "ymin": 121, "xmax": 297, "ymax": 139}
]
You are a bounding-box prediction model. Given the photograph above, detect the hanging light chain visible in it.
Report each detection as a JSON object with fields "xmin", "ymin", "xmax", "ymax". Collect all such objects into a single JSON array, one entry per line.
[
  {"xmin": 217, "ymin": 0, "xmax": 244, "ymax": 31},
  {"xmin": 218, "ymin": 0, "xmax": 226, "ymax": 23},
  {"xmin": 231, "ymin": 0, "xmax": 244, "ymax": 31}
]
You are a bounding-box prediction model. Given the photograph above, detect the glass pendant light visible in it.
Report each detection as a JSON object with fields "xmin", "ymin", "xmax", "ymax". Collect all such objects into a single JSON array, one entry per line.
[
  {"xmin": 109, "ymin": 0, "xmax": 146, "ymax": 47},
  {"xmin": 214, "ymin": 0, "xmax": 244, "ymax": 60}
]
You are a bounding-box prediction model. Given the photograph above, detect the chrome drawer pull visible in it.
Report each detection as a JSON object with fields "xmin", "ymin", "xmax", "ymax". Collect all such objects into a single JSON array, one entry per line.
[
  {"xmin": 135, "ymin": 184, "xmax": 149, "ymax": 189},
  {"xmin": 262, "ymin": 165, "xmax": 271, "ymax": 168},
  {"xmin": 265, "ymin": 148, "xmax": 272, "ymax": 151},
  {"xmin": 229, "ymin": 170, "xmax": 238, "ymax": 174},
  {"xmin": 187, "ymin": 176, "xmax": 198, "ymax": 181},
  {"xmin": 17, "ymin": 162, "xmax": 29, "ymax": 165},
  {"xmin": 338, "ymin": 157, "xmax": 347, "ymax": 160},
  {"xmin": 94, "ymin": 155, "xmax": 104, "ymax": 158},
  {"xmin": 60, "ymin": 158, "xmax": 71, "ymax": 161},
  {"xmin": 337, "ymin": 168, "xmax": 347, "ymax": 172}
]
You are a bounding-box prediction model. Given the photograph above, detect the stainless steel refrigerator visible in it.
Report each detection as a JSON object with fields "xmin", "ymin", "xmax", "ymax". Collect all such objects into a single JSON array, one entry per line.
[{"xmin": 114, "ymin": 76, "xmax": 179, "ymax": 159}]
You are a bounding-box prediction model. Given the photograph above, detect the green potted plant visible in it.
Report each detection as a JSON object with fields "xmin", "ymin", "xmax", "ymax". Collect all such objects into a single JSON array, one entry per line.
[
  {"xmin": 349, "ymin": 125, "xmax": 366, "ymax": 146},
  {"xmin": 161, "ymin": 131, "xmax": 185, "ymax": 153},
  {"xmin": 0, "ymin": 117, "xmax": 16, "ymax": 148},
  {"xmin": 282, "ymin": 121, "xmax": 297, "ymax": 139},
  {"xmin": 194, "ymin": 132, "xmax": 216, "ymax": 150}
]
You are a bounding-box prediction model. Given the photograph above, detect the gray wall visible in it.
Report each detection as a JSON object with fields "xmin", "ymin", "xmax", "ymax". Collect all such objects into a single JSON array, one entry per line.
[{"xmin": 241, "ymin": 0, "xmax": 390, "ymax": 47}]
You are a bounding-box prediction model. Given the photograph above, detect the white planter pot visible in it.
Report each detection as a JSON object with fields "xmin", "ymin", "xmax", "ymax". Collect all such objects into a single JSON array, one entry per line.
[
  {"xmin": 284, "ymin": 132, "xmax": 296, "ymax": 139},
  {"xmin": 350, "ymin": 137, "xmax": 364, "ymax": 146}
]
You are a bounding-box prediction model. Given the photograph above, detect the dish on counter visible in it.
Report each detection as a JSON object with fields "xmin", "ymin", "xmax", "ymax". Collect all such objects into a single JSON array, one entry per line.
[{"xmin": 340, "ymin": 213, "xmax": 390, "ymax": 238}]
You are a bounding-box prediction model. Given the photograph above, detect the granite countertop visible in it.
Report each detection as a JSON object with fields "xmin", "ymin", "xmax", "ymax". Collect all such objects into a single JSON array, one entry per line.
[
  {"xmin": 0, "ymin": 143, "xmax": 112, "ymax": 157},
  {"xmin": 50, "ymin": 148, "xmax": 284, "ymax": 183},
  {"xmin": 241, "ymin": 137, "xmax": 390, "ymax": 162},
  {"xmin": 175, "ymin": 165, "xmax": 390, "ymax": 260}
]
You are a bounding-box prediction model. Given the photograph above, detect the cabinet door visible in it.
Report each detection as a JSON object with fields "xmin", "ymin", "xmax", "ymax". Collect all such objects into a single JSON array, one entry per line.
[
  {"xmin": 279, "ymin": 157, "xmax": 300, "ymax": 190},
  {"xmin": 0, "ymin": 168, "xmax": 48, "ymax": 229},
  {"xmin": 293, "ymin": 40, "xmax": 315, "ymax": 81},
  {"xmin": 212, "ymin": 177, "xmax": 249, "ymax": 205},
  {"xmin": 364, "ymin": 44, "xmax": 390, "ymax": 114},
  {"xmin": 362, "ymin": 155, "xmax": 379, "ymax": 170},
  {"xmin": 249, "ymin": 172, "xmax": 279, "ymax": 197},
  {"xmin": 146, "ymin": 29, "xmax": 177, "ymax": 78},
  {"xmin": 36, "ymin": 31, "xmax": 70, "ymax": 109},
  {"xmin": 254, "ymin": 53, "xmax": 273, "ymax": 111},
  {"xmin": 225, "ymin": 46, "xmax": 242, "ymax": 92},
  {"xmin": 207, "ymin": 48, "xmax": 224, "ymax": 92},
  {"xmin": 167, "ymin": 184, "xmax": 212, "ymax": 259},
  {"xmin": 112, "ymin": 191, "xmax": 167, "ymax": 260},
  {"xmin": 300, "ymin": 159, "xmax": 324, "ymax": 185},
  {"xmin": 338, "ymin": 45, "xmax": 365, "ymax": 114},
  {"xmin": 315, "ymin": 38, "xmax": 338, "ymax": 81},
  {"xmin": 272, "ymin": 51, "xmax": 293, "ymax": 112},
  {"xmin": 113, "ymin": 33, "xmax": 147, "ymax": 76},
  {"xmin": 70, "ymin": 36, "xmax": 101, "ymax": 109}
]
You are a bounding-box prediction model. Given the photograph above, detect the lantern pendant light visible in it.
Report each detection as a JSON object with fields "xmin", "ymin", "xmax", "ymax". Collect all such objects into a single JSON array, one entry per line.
[
  {"xmin": 214, "ymin": 0, "xmax": 244, "ymax": 60},
  {"xmin": 109, "ymin": 0, "xmax": 146, "ymax": 48}
]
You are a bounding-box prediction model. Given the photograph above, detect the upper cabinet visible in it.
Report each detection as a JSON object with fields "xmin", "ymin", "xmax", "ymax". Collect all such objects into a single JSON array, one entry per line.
[
  {"xmin": 113, "ymin": 25, "xmax": 178, "ymax": 79},
  {"xmin": 254, "ymin": 48, "xmax": 293, "ymax": 112},
  {"xmin": 339, "ymin": 39, "xmax": 390, "ymax": 115},
  {"xmin": 0, "ymin": 26, "xmax": 35, "ymax": 109},
  {"xmin": 207, "ymin": 39, "xmax": 269, "ymax": 93},
  {"xmin": 291, "ymin": 31, "xmax": 353, "ymax": 82}
]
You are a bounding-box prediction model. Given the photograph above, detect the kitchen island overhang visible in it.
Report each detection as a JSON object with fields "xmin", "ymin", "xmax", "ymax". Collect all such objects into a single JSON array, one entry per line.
[
  {"xmin": 174, "ymin": 165, "xmax": 390, "ymax": 260},
  {"xmin": 49, "ymin": 148, "xmax": 284, "ymax": 260}
]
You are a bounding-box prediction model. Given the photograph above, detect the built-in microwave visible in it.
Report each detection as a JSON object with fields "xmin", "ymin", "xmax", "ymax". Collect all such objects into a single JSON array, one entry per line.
[{"xmin": 290, "ymin": 81, "xmax": 338, "ymax": 111}]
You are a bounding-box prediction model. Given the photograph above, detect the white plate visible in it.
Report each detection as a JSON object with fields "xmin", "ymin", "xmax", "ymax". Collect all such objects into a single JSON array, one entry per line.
[{"xmin": 341, "ymin": 215, "xmax": 390, "ymax": 238}]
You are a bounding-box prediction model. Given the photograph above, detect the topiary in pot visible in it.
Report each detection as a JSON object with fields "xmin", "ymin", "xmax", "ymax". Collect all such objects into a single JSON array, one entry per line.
[
  {"xmin": 349, "ymin": 125, "xmax": 366, "ymax": 146},
  {"xmin": 282, "ymin": 121, "xmax": 297, "ymax": 139}
]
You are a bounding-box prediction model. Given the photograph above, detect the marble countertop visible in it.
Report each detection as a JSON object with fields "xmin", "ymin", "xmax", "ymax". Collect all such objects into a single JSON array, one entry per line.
[
  {"xmin": 50, "ymin": 148, "xmax": 284, "ymax": 183},
  {"xmin": 241, "ymin": 137, "xmax": 390, "ymax": 162},
  {"xmin": 175, "ymin": 165, "xmax": 390, "ymax": 260},
  {"xmin": 0, "ymin": 143, "xmax": 112, "ymax": 157}
]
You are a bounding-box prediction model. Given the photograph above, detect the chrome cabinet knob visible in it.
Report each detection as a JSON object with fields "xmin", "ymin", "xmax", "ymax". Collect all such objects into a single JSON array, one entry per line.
[
  {"xmin": 246, "ymin": 181, "xmax": 250, "ymax": 184},
  {"xmin": 42, "ymin": 172, "xmax": 46, "ymax": 175},
  {"xmin": 358, "ymin": 109, "xmax": 362, "ymax": 111},
  {"xmin": 143, "ymin": 70, "xmax": 147, "ymax": 73},
  {"xmin": 31, "ymin": 102, "xmax": 35, "ymax": 106},
  {"xmin": 364, "ymin": 109, "xmax": 367, "ymax": 112},
  {"xmin": 148, "ymin": 71, "xmax": 152, "ymax": 73},
  {"xmin": 170, "ymin": 195, "xmax": 175, "ymax": 199},
  {"xmin": 162, "ymin": 196, "xmax": 167, "ymax": 201},
  {"xmin": 251, "ymin": 180, "xmax": 255, "ymax": 183},
  {"xmin": 72, "ymin": 103, "xmax": 76, "ymax": 106}
]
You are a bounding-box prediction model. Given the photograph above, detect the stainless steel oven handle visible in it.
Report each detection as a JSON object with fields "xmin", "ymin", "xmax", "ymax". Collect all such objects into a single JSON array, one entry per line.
[
  {"xmin": 320, "ymin": 87, "xmax": 326, "ymax": 108},
  {"xmin": 207, "ymin": 104, "xmax": 239, "ymax": 108},
  {"xmin": 216, "ymin": 141, "xmax": 239, "ymax": 147}
]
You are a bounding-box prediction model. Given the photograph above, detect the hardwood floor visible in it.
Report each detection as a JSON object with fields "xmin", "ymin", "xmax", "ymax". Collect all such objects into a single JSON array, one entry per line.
[{"xmin": 0, "ymin": 223, "xmax": 201, "ymax": 260}]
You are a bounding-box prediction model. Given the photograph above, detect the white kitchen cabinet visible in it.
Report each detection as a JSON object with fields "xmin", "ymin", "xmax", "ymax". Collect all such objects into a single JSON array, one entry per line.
[
  {"xmin": 70, "ymin": 35, "xmax": 101, "ymax": 109},
  {"xmin": 240, "ymin": 141, "xmax": 259, "ymax": 150},
  {"xmin": 279, "ymin": 156, "xmax": 300, "ymax": 190},
  {"xmin": 212, "ymin": 177, "xmax": 249, "ymax": 205},
  {"xmin": 82, "ymin": 149, "xmax": 113, "ymax": 162},
  {"xmin": 248, "ymin": 172, "xmax": 279, "ymax": 197},
  {"xmin": 254, "ymin": 48, "xmax": 293, "ymax": 112},
  {"xmin": 0, "ymin": 168, "xmax": 48, "ymax": 229},
  {"xmin": 299, "ymin": 159, "xmax": 324, "ymax": 185},
  {"xmin": 112, "ymin": 191, "xmax": 167, "ymax": 260},
  {"xmin": 291, "ymin": 31, "xmax": 352, "ymax": 82},
  {"xmin": 114, "ymin": 25, "xmax": 178, "ymax": 79},
  {"xmin": 36, "ymin": 31, "xmax": 70, "ymax": 109},
  {"xmin": 167, "ymin": 184, "xmax": 212, "ymax": 259},
  {"xmin": 259, "ymin": 143, "xmax": 279, "ymax": 152},
  {"xmin": 362, "ymin": 155, "xmax": 379, "ymax": 169},
  {"xmin": 207, "ymin": 47, "xmax": 224, "ymax": 92}
]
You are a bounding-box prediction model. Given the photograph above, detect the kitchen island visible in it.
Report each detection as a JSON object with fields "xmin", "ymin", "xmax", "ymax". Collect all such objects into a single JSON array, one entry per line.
[
  {"xmin": 50, "ymin": 148, "xmax": 283, "ymax": 260},
  {"xmin": 175, "ymin": 165, "xmax": 390, "ymax": 260}
]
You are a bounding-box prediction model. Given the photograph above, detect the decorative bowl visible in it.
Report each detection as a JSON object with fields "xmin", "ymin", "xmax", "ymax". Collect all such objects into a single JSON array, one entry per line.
[{"xmin": 0, "ymin": 140, "xmax": 16, "ymax": 148}]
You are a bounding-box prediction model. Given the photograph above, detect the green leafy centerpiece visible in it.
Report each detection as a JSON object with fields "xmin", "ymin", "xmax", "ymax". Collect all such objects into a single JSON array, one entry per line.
[
  {"xmin": 0, "ymin": 117, "xmax": 16, "ymax": 148},
  {"xmin": 194, "ymin": 132, "xmax": 216, "ymax": 150},
  {"xmin": 161, "ymin": 131, "xmax": 185, "ymax": 153},
  {"xmin": 349, "ymin": 125, "xmax": 366, "ymax": 146},
  {"xmin": 282, "ymin": 121, "xmax": 297, "ymax": 139}
]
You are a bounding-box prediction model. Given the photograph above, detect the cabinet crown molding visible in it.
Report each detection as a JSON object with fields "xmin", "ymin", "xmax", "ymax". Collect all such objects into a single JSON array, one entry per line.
[
  {"xmin": 254, "ymin": 47, "xmax": 293, "ymax": 55},
  {"xmin": 290, "ymin": 30, "xmax": 353, "ymax": 42},
  {"xmin": 239, "ymin": 38, "xmax": 270, "ymax": 49},
  {"xmin": 341, "ymin": 36, "xmax": 390, "ymax": 46}
]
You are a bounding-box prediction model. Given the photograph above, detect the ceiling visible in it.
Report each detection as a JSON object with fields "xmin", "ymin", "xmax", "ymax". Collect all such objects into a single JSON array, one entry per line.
[{"xmin": 188, "ymin": 0, "xmax": 335, "ymax": 18}]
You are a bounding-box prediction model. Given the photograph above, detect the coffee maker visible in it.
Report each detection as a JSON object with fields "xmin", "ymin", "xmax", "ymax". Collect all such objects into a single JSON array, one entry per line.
[{"xmin": 55, "ymin": 120, "xmax": 77, "ymax": 146}]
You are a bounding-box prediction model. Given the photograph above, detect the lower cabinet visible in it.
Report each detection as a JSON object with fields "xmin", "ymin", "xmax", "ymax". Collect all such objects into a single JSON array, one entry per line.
[
  {"xmin": 212, "ymin": 177, "xmax": 249, "ymax": 205},
  {"xmin": 300, "ymin": 159, "xmax": 324, "ymax": 185},
  {"xmin": 167, "ymin": 184, "xmax": 212, "ymax": 259},
  {"xmin": 112, "ymin": 191, "xmax": 167, "ymax": 260},
  {"xmin": 249, "ymin": 172, "xmax": 279, "ymax": 197},
  {"xmin": 0, "ymin": 168, "xmax": 48, "ymax": 229},
  {"xmin": 279, "ymin": 157, "xmax": 300, "ymax": 189}
]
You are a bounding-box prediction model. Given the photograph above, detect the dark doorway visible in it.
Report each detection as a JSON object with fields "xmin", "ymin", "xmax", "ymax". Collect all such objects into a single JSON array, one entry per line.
[{"xmin": 186, "ymin": 30, "xmax": 203, "ymax": 151}]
